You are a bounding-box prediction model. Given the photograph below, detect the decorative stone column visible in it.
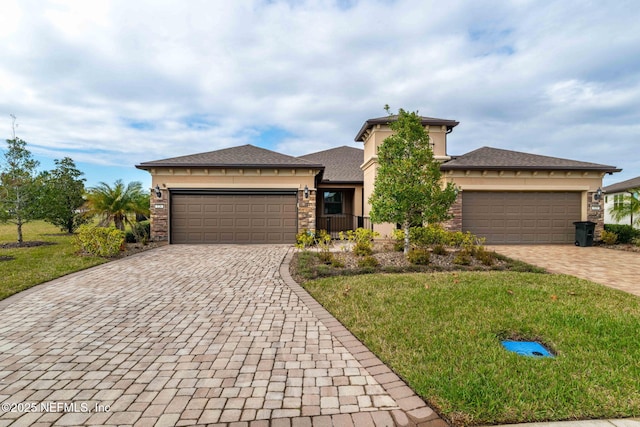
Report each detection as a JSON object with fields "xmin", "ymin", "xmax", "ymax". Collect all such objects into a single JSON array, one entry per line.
[
  {"xmin": 149, "ymin": 189, "xmax": 169, "ymax": 242},
  {"xmin": 587, "ymin": 191, "xmax": 605, "ymax": 240},
  {"xmin": 297, "ymin": 189, "xmax": 317, "ymax": 233},
  {"xmin": 442, "ymin": 192, "xmax": 463, "ymax": 232}
]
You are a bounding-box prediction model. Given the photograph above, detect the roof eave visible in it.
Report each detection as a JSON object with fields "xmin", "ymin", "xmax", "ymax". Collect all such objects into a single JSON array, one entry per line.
[
  {"xmin": 440, "ymin": 165, "xmax": 622, "ymax": 173},
  {"xmin": 354, "ymin": 117, "xmax": 459, "ymax": 142},
  {"xmin": 136, "ymin": 163, "xmax": 325, "ymax": 170}
]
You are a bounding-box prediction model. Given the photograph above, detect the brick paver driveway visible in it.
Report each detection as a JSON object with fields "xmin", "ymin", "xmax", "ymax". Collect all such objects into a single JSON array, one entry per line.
[
  {"xmin": 0, "ymin": 245, "xmax": 439, "ymax": 427},
  {"xmin": 488, "ymin": 245, "xmax": 640, "ymax": 297}
]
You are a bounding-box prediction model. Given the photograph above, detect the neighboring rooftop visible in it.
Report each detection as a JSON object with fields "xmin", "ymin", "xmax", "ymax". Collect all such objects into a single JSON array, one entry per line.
[
  {"xmin": 136, "ymin": 144, "xmax": 323, "ymax": 169},
  {"xmin": 299, "ymin": 146, "xmax": 364, "ymax": 183},
  {"xmin": 603, "ymin": 175, "xmax": 640, "ymax": 193},
  {"xmin": 440, "ymin": 146, "xmax": 621, "ymax": 172},
  {"xmin": 355, "ymin": 115, "xmax": 459, "ymax": 142}
]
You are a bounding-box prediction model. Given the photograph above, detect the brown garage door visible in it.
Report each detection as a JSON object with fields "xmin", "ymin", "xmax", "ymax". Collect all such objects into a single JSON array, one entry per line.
[
  {"xmin": 462, "ymin": 191, "xmax": 581, "ymax": 244},
  {"xmin": 170, "ymin": 191, "xmax": 297, "ymax": 244}
]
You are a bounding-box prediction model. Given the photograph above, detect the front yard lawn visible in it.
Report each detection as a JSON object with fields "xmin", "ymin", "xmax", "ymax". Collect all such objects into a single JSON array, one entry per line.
[
  {"xmin": 301, "ymin": 270, "xmax": 640, "ymax": 426},
  {"xmin": 1, "ymin": 222, "xmax": 107, "ymax": 301}
]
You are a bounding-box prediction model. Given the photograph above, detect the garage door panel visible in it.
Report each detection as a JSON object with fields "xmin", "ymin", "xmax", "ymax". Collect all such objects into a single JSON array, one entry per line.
[
  {"xmin": 463, "ymin": 191, "xmax": 581, "ymax": 244},
  {"xmin": 171, "ymin": 193, "xmax": 297, "ymax": 244}
]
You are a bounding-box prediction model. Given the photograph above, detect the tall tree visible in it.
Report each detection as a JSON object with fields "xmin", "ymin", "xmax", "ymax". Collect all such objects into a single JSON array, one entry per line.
[
  {"xmin": 0, "ymin": 137, "xmax": 41, "ymax": 245},
  {"xmin": 609, "ymin": 189, "xmax": 640, "ymax": 228},
  {"xmin": 86, "ymin": 180, "xmax": 149, "ymax": 231},
  {"xmin": 39, "ymin": 157, "xmax": 90, "ymax": 233},
  {"xmin": 369, "ymin": 107, "xmax": 458, "ymax": 254}
]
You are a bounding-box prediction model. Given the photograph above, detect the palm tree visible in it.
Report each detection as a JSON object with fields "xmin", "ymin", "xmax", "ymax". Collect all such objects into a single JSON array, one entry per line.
[
  {"xmin": 609, "ymin": 188, "xmax": 640, "ymax": 228},
  {"xmin": 86, "ymin": 180, "xmax": 149, "ymax": 230}
]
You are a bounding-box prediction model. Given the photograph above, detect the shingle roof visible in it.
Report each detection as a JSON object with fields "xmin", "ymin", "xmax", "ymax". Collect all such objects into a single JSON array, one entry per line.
[
  {"xmin": 355, "ymin": 115, "xmax": 459, "ymax": 142},
  {"xmin": 136, "ymin": 144, "xmax": 323, "ymax": 169},
  {"xmin": 440, "ymin": 146, "xmax": 621, "ymax": 172},
  {"xmin": 603, "ymin": 175, "xmax": 640, "ymax": 193},
  {"xmin": 299, "ymin": 146, "xmax": 364, "ymax": 183}
]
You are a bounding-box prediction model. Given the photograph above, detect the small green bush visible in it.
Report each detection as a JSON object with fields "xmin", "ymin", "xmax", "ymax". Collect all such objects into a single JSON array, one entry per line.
[
  {"xmin": 604, "ymin": 224, "xmax": 640, "ymax": 244},
  {"xmin": 408, "ymin": 248, "xmax": 430, "ymax": 265},
  {"xmin": 357, "ymin": 255, "xmax": 379, "ymax": 268},
  {"xmin": 633, "ymin": 237, "xmax": 640, "ymax": 247},
  {"xmin": 340, "ymin": 228, "xmax": 378, "ymax": 256},
  {"xmin": 353, "ymin": 241, "xmax": 373, "ymax": 256},
  {"xmin": 600, "ymin": 230, "xmax": 618, "ymax": 245},
  {"xmin": 318, "ymin": 251, "xmax": 335, "ymax": 264},
  {"xmin": 432, "ymin": 244, "xmax": 448, "ymax": 255},
  {"xmin": 75, "ymin": 225, "xmax": 125, "ymax": 257},
  {"xmin": 126, "ymin": 220, "xmax": 151, "ymax": 244},
  {"xmin": 475, "ymin": 246, "xmax": 496, "ymax": 266},
  {"xmin": 296, "ymin": 229, "xmax": 316, "ymax": 249},
  {"xmin": 453, "ymin": 249, "xmax": 472, "ymax": 266}
]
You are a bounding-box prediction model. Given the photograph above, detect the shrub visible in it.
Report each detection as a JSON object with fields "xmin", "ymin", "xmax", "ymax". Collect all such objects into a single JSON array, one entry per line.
[
  {"xmin": 353, "ymin": 241, "xmax": 373, "ymax": 256},
  {"xmin": 410, "ymin": 224, "xmax": 450, "ymax": 247},
  {"xmin": 341, "ymin": 228, "xmax": 378, "ymax": 256},
  {"xmin": 475, "ymin": 246, "xmax": 496, "ymax": 266},
  {"xmin": 408, "ymin": 248, "xmax": 431, "ymax": 265},
  {"xmin": 75, "ymin": 225, "xmax": 125, "ymax": 257},
  {"xmin": 600, "ymin": 230, "xmax": 618, "ymax": 245},
  {"xmin": 453, "ymin": 249, "xmax": 472, "ymax": 266},
  {"xmin": 432, "ymin": 244, "xmax": 448, "ymax": 256},
  {"xmin": 126, "ymin": 220, "xmax": 150, "ymax": 244},
  {"xmin": 357, "ymin": 255, "xmax": 379, "ymax": 268},
  {"xmin": 633, "ymin": 237, "xmax": 640, "ymax": 247},
  {"xmin": 318, "ymin": 251, "xmax": 335, "ymax": 264},
  {"xmin": 296, "ymin": 229, "xmax": 316, "ymax": 249},
  {"xmin": 604, "ymin": 224, "xmax": 640, "ymax": 244}
]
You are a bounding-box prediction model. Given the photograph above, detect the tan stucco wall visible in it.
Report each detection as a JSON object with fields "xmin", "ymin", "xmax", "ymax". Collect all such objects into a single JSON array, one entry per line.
[{"xmin": 148, "ymin": 167, "xmax": 318, "ymax": 190}]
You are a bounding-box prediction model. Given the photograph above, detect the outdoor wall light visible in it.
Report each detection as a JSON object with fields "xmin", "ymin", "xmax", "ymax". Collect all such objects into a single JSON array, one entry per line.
[
  {"xmin": 304, "ymin": 185, "xmax": 309, "ymax": 199},
  {"xmin": 594, "ymin": 187, "xmax": 602, "ymax": 201},
  {"xmin": 154, "ymin": 185, "xmax": 162, "ymax": 199}
]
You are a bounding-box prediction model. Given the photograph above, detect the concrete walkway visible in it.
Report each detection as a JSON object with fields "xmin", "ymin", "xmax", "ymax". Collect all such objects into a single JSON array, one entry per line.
[
  {"xmin": 0, "ymin": 245, "xmax": 440, "ymax": 427},
  {"xmin": 487, "ymin": 245, "xmax": 640, "ymax": 297}
]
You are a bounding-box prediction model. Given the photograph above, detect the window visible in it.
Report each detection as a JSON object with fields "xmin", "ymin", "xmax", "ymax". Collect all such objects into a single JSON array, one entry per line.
[
  {"xmin": 614, "ymin": 194, "xmax": 625, "ymax": 209},
  {"xmin": 323, "ymin": 191, "xmax": 343, "ymax": 215}
]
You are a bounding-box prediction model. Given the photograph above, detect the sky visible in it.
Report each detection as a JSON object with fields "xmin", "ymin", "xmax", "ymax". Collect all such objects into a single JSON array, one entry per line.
[{"xmin": 1, "ymin": 0, "xmax": 639, "ymax": 190}]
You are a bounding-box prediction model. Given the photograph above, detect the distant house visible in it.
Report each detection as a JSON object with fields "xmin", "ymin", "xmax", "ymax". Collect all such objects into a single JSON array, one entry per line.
[
  {"xmin": 603, "ymin": 176, "xmax": 640, "ymax": 228},
  {"xmin": 136, "ymin": 115, "xmax": 620, "ymax": 245}
]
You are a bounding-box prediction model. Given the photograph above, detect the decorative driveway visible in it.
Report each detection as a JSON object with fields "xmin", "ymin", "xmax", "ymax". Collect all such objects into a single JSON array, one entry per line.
[
  {"xmin": 488, "ymin": 245, "xmax": 640, "ymax": 297},
  {"xmin": 0, "ymin": 245, "xmax": 440, "ymax": 426}
]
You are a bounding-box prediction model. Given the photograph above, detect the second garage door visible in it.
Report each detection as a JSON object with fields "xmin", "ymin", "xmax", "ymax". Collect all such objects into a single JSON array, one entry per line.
[
  {"xmin": 171, "ymin": 191, "xmax": 297, "ymax": 244},
  {"xmin": 462, "ymin": 191, "xmax": 582, "ymax": 244}
]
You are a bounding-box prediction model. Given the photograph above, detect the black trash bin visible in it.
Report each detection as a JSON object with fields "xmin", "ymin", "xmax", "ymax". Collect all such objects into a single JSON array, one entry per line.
[{"xmin": 573, "ymin": 221, "xmax": 596, "ymax": 247}]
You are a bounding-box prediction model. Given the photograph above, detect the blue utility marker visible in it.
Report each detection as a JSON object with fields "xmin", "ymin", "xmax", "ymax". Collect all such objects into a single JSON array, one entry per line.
[{"xmin": 501, "ymin": 341, "xmax": 554, "ymax": 358}]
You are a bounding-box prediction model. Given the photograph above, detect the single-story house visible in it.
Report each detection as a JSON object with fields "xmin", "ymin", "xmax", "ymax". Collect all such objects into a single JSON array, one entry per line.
[
  {"xmin": 603, "ymin": 175, "xmax": 640, "ymax": 228},
  {"xmin": 136, "ymin": 115, "xmax": 620, "ymax": 244}
]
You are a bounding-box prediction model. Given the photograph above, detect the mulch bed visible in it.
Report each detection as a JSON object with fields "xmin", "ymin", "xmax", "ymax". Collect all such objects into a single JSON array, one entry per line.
[{"xmin": 0, "ymin": 241, "xmax": 56, "ymax": 249}]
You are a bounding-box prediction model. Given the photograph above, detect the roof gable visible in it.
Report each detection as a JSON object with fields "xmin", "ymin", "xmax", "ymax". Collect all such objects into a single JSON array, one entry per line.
[
  {"xmin": 137, "ymin": 144, "xmax": 323, "ymax": 169},
  {"xmin": 355, "ymin": 115, "xmax": 459, "ymax": 142},
  {"xmin": 603, "ymin": 175, "xmax": 640, "ymax": 193},
  {"xmin": 299, "ymin": 146, "xmax": 364, "ymax": 183},
  {"xmin": 440, "ymin": 146, "xmax": 620, "ymax": 172}
]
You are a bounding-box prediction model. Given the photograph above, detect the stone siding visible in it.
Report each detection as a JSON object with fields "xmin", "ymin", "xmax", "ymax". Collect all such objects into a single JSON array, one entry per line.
[
  {"xmin": 442, "ymin": 192, "xmax": 463, "ymax": 232},
  {"xmin": 298, "ymin": 189, "xmax": 317, "ymax": 232},
  {"xmin": 150, "ymin": 189, "xmax": 169, "ymax": 242},
  {"xmin": 588, "ymin": 191, "xmax": 605, "ymax": 240}
]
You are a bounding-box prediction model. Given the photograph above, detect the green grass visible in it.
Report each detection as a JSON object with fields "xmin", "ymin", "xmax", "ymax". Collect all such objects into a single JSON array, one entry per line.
[
  {"xmin": 302, "ymin": 271, "xmax": 640, "ymax": 426},
  {"xmin": 0, "ymin": 221, "xmax": 107, "ymax": 300}
]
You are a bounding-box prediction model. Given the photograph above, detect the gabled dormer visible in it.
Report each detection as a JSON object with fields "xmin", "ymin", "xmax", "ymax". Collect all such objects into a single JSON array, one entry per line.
[{"xmin": 355, "ymin": 115, "xmax": 459, "ymax": 172}]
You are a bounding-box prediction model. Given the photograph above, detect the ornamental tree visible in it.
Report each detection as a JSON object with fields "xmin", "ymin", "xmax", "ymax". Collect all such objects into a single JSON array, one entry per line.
[
  {"xmin": 369, "ymin": 107, "xmax": 458, "ymax": 254},
  {"xmin": 39, "ymin": 157, "xmax": 90, "ymax": 233},
  {"xmin": 0, "ymin": 137, "xmax": 42, "ymax": 245}
]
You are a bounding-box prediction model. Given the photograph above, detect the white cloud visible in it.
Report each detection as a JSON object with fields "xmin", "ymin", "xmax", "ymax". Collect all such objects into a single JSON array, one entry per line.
[{"xmin": 0, "ymin": 0, "xmax": 639, "ymax": 186}]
